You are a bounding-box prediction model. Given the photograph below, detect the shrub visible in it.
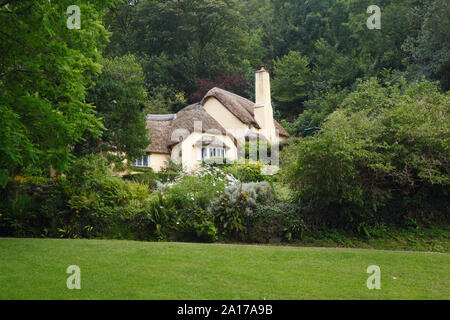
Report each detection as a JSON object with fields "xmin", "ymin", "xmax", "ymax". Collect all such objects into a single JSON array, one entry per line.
[
  {"xmin": 158, "ymin": 159, "xmax": 182, "ymax": 182},
  {"xmin": 202, "ymin": 157, "xmax": 232, "ymax": 167},
  {"xmin": 223, "ymin": 162, "xmax": 264, "ymax": 182},
  {"xmin": 155, "ymin": 171, "xmax": 179, "ymax": 183},
  {"xmin": 154, "ymin": 166, "xmax": 236, "ymax": 242},
  {"xmin": 160, "ymin": 167, "xmax": 234, "ymax": 209},
  {"xmin": 209, "ymin": 181, "xmax": 275, "ymax": 240},
  {"xmin": 282, "ymin": 79, "xmax": 450, "ymax": 230},
  {"xmin": 176, "ymin": 208, "xmax": 217, "ymax": 242},
  {"xmin": 103, "ymin": 193, "xmax": 176, "ymax": 241},
  {"xmin": 65, "ymin": 154, "xmax": 113, "ymax": 186},
  {"xmin": 122, "ymin": 172, "xmax": 157, "ymax": 189},
  {"xmin": 248, "ymin": 201, "xmax": 306, "ymax": 243},
  {"xmin": 0, "ymin": 154, "xmax": 164, "ymax": 240}
]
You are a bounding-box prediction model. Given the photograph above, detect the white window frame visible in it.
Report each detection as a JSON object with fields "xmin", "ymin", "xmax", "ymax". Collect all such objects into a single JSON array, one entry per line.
[
  {"xmin": 201, "ymin": 147, "xmax": 226, "ymax": 161},
  {"xmin": 133, "ymin": 154, "xmax": 150, "ymax": 168}
]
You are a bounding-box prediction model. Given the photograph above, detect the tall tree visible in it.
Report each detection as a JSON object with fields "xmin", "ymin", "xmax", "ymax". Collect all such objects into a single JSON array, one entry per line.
[
  {"xmin": 404, "ymin": 0, "xmax": 450, "ymax": 90},
  {"xmin": 0, "ymin": 0, "xmax": 115, "ymax": 186},
  {"xmin": 104, "ymin": 0, "xmax": 251, "ymax": 97},
  {"xmin": 190, "ymin": 74, "xmax": 249, "ymax": 102},
  {"xmin": 84, "ymin": 55, "xmax": 150, "ymax": 161},
  {"xmin": 272, "ymin": 51, "xmax": 312, "ymax": 117}
]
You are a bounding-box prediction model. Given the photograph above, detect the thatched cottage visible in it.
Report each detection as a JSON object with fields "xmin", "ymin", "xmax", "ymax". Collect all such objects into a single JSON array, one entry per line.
[{"xmin": 133, "ymin": 66, "xmax": 289, "ymax": 172}]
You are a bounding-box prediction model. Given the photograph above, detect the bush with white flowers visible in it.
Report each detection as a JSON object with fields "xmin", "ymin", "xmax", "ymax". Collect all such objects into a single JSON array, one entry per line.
[{"xmin": 209, "ymin": 181, "xmax": 275, "ymax": 239}]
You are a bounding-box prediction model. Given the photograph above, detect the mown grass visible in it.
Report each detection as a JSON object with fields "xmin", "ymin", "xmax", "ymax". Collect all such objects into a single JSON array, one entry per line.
[
  {"xmin": 293, "ymin": 226, "xmax": 450, "ymax": 253},
  {"xmin": 0, "ymin": 238, "xmax": 448, "ymax": 300}
]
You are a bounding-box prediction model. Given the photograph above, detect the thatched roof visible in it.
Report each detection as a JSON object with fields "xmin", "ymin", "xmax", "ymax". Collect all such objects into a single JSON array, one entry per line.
[
  {"xmin": 193, "ymin": 135, "xmax": 231, "ymax": 149},
  {"xmin": 201, "ymin": 87, "xmax": 261, "ymax": 129},
  {"xmin": 167, "ymin": 103, "xmax": 227, "ymax": 147},
  {"xmin": 200, "ymin": 87, "xmax": 289, "ymax": 137},
  {"xmin": 146, "ymin": 104, "xmax": 228, "ymax": 152},
  {"xmin": 274, "ymin": 120, "xmax": 290, "ymax": 137},
  {"xmin": 145, "ymin": 117, "xmax": 174, "ymax": 154},
  {"xmin": 145, "ymin": 89, "xmax": 289, "ymax": 154},
  {"xmin": 244, "ymin": 130, "xmax": 268, "ymax": 141},
  {"xmin": 147, "ymin": 114, "xmax": 177, "ymax": 121}
]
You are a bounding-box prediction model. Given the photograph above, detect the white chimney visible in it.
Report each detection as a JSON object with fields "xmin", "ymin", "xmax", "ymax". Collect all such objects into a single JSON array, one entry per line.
[{"xmin": 254, "ymin": 66, "xmax": 277, "ymax": 143}]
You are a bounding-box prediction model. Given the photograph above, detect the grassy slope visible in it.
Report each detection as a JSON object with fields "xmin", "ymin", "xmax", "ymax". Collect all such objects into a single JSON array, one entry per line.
[{"xmin": 0, "ymin": 238, "xmax": 448, "ymax": 300}]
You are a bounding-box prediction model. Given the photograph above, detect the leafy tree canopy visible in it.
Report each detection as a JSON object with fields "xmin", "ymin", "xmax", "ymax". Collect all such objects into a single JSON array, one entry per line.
[
  {"xmin": 83, "ymin": 55, "xmax": 150, "ymax": 161},
  {"xmin": 0, "ymin": 0, "xmax": 116, "ymax": 186},
  {"xmin": 282, "ymin": 79, "xmax": 449, "ymax": 228}
]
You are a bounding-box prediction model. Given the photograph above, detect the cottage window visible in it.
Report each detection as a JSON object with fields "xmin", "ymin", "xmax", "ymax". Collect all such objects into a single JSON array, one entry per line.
[
  {"xmin": 133, "ymin": 154, "xmax": 149, "ymax": 168},
  {"xmin": 201, "ymin": 147, "xmax": 226, "ymax": 160}
]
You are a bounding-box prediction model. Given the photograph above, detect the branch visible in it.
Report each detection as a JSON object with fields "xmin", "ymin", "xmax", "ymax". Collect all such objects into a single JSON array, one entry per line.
[
  {"xmin": 0, "ymin": 1, "xmax": 34, "ymax": 14},
  {"xmin": 0, "ymin": 68, "xmax": 39, "ymax": 78},
  {"xmin": 0, "ymin": 0, "xmax": 16, "ymax": 7}
]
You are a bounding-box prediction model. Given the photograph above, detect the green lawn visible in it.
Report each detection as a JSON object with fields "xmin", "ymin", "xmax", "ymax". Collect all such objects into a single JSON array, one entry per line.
[{"xmin": 1, "ymin": 238, "xmax": 449, "ymax": 300}]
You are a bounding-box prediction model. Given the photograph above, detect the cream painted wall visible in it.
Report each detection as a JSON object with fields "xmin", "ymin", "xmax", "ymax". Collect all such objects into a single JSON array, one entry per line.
[
  {"xmin": 170, "ymin": 143, "xmax": 182, "ymax": 165},
  {"xmin": 179, "ymin": 131, "xmax": 237, "ymax": 171},
  {"xmin": 203, "ymin": 97, "xmax": 250, "ymax": 141},
  {"xmin": 150, "ymin": 94, "xmax": 284, "ymax": 172},
  {"xmin": 203, "ymin": 96, "xmax": 282, "ymax": 146},
  {"xmin": 149, "ymin": 153, "xmax": 171, "ymax": 172}
]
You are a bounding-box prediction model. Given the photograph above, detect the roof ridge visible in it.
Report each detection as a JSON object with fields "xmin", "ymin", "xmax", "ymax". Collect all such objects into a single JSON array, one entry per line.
[
  {"xmin": 201, "ymin": 87, "xmax": 260, "ymax": 129},
  {"xmin": 208, "ymin": 87, "xmax": 255, "ymax": 105},
  {"xmin": 146, "ymin": 114, "xmax": 177, "ymax": 121},
  {"xmin": 166, "ymin": 103, "xmax": 228, "ymax": 147}
]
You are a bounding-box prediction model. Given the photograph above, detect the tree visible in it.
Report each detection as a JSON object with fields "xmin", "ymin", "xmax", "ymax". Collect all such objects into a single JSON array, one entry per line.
[
  {"xmin": 104, "ymin": 0, "xmax": 251, "ymax": 97},
  {"xmin": 0, "ymin": 0, "xmax": 115, "ymax": 186},
  {"xmin": 145, "ymin": 85, "xmax": 187, "ymax": 114},
  {"xmin": 346, "ymin": 0, "xmax": 417, "ymax": 75},
  {"xmin": 311, "ymin": 39, "xmax": 360, "ymax": 90},
  {"xmin": 282, "ymin": 79, "xmax": 450, "ymax": 229},
  {"xmin": 268, "ymin": 0, "xmax": 354, "ymax": 58},
  {"xmin": 84, "ymin": 55, "xmax": 150, "ymax": 161},
  {"xmin": 404, "ymin": 0, "xmax": 450, "ymax": 90},
  {"xmin": 291, "ymin": 88, "xmax": 348, "ymax": 136},
  {"xmin": 103, "ymin": 0, "xmax": 138, "ymax": 57},
  {"xmin": 272, "ymin": 51, "xmax": 311, "ymax": 117},
  {"xmin": 190, "ymin": 74, "xmax": 249, "ymax": 102}
]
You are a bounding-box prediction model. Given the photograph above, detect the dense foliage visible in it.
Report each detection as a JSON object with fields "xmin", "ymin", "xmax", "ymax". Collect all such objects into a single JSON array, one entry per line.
[
  {"xmin": 102, "ymin": 0, "xmax": 449, "ymax": 119},
  {"xmin": 282, "ymin": 80, "xmax": 449, "ymax": 233},
  {"xmin": 1, "ymin": 1, "xmax": 448, "ymax": 244},
  {"xmin": 0, "ymin": 160, "xmax": 305, "ymax": 243},
  {"xmin": 0, "ymin": 0, "xmax": 115, "ymax": 186},
  {"xmin": 83, "ymin": 55, "xmax": 150, "ymax": 161}
]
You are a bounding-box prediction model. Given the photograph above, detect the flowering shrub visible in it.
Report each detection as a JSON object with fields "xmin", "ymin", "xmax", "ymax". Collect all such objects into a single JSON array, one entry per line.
[
  {"xmin": 0, "ymin": 157, "xmax": 301, "ymax": 244},
  {"xmin": 157, "ymin": 165, "xmax": 238, "ymax": 208},
  {"xmin": 150, "ymin": 165, "xmax": 238, "ymax": 241},
  {"xmin": 209, "ymin": 181, "xmax": 275, "ymax": 240},
  {"xmin": 173, "ymin": 165, "xmax": 239, "ymax": 184}
]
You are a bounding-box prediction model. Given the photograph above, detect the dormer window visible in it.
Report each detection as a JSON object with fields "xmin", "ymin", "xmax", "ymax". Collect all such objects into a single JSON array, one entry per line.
[{"xmin": 202, "ymin": 147, "xmax": 226, "ymax": 160}]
